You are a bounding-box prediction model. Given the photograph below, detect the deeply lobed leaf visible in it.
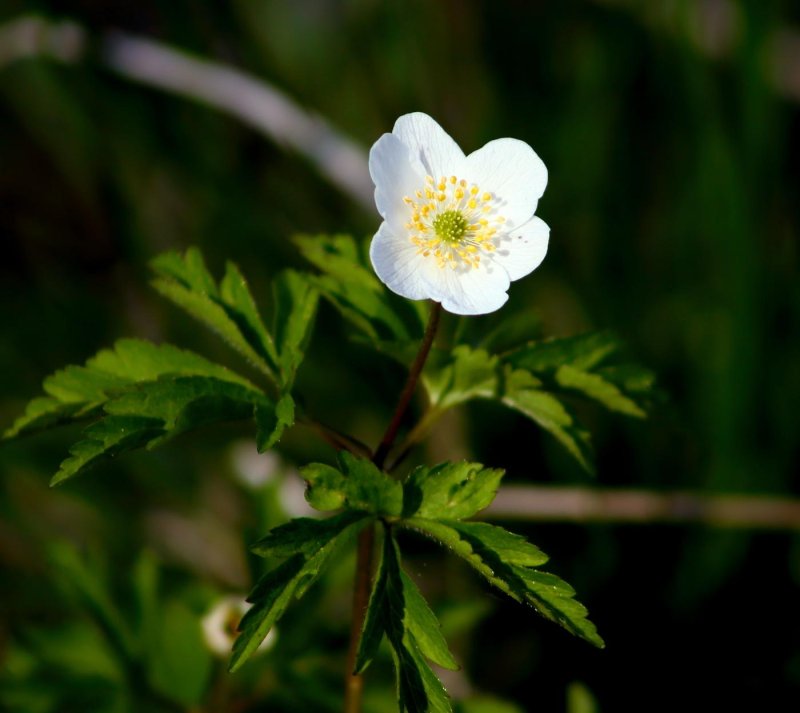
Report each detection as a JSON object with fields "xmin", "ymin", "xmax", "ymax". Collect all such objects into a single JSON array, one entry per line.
[
  {"xmin": 403, "ymin": 518, "xmax": 603, "ymax": 648},
  {"xmin": 294, "ymin": 234, "xmax": 426, "ymax": 342},
  {"xmin": 271, "ymin": 270, "xmax": 319, "ymax": 388},
  {"xmin": 501, "ymin": 369, "xmax": 594, "ymax": 475},
  {"xmin": 231, "ymin": 511, "xmax": 369, "ymax": 671},
  {"xmin": 356, "ymin": 530, "xmax": 455, "ymax": 713},
  {"xmin": 418, "ymin": 328, "xmax": 657, "ymax": 473},
  {"xmin": 151, "ymin": 249, "xmax": 279, "ymax": 380},
  {"xmin": 51, "ymin": 375, "xmax": 271, "ymax": 485},
  {"xmin": 503, "ymin": 331, "xmax": 621, "ymax": 373},
  {"xmin": 4, "ymin": 339, "xmax": 256, "ymax": 440}
]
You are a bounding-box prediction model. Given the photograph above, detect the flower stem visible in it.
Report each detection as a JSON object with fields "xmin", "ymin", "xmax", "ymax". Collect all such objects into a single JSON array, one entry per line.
[
  {"xmin": 343, "ymin": 301, "xmax": 443, "ymax": 713},
  {"xmin": 372, "ymin": 302, "xmax": 443, "ymax": 470}
]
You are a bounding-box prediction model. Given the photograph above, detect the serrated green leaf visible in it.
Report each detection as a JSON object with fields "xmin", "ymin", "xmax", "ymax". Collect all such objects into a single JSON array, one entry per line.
[
  {"xmin": 52, "ymin": 375, "xmax": 270, "ymax": 485},
  {"xmin": 555, "ymin": 365, "xmax": 646, "ymax": 418},
  {"xmin": 394, "ymin": 637, "xmax": 453, "ymax": 713},
  {"xmin": 42, "ymin": 366, "xmax": 130, "ymax": 404},
  {"xmin": 3, "ymin": 397, "xmax": 92, "ymax": 440},
  {"xmin": 150, "ymin": 247, "xmax": 218, "ymax": 296},
  {"xmin": 504, "ymin": 331, "xmax": 620, "ymax": 373},
  {"xmin": 404, "ymin": 518, "xmax": 602, "ymax": 648},
  {"xmin": 220, "ymin": 261, "xmax": 280, "ymax": 364},
  {"xmin": 385, "ymin": 536, "xmax": 453, "ymax": 713},
  {"xmin": 501, "ymin": 369, "xmax": 594, "ymax": 475},
  {"xmin": 4, "ymin": 339, "xmax": 259, "ymax": 440},
  {"xmin": 294, "ymin": 234, "xmax": 425, "ymax": 342},
  {"xmin": 255, "ymin": 393, "xmax": 295, "ymax": 452},
  {"xmin": 229, "ymin": 555, "xmax": 305, "ymax": 671},
  {"xmin": 231, "ymin": 512, "xmax": 367, "ymax": 671},
  {"xmin": 88, "ymin": 339, "xmax": 257, "ymax": 389},
  {"xmin": 300, "ymin": 452, "xmax": 403, "ymax": 516},
  {"xmin": 251, "ymin": 510, "xmax": 368, "ymax": 558},
  {"xmin": 399, "ymin": 569, "xmax": 458, "ymax": 671},
  {"xmin": 337, "ymin": 451, "xmax": 403, "ymax": 516},
  {"xmin": 272, "ymin": 270, "xmax": 319, "ymax": 388},
  {"xmin": 446, "ymin": 522, "xmax": 549, "ymax": 567},
  {"xmin": 502, "ymin": 331, "xmax": 656, "ymax": 420},
  {"xmin": 105, "ymin": 376, "xmax": 263, "ymax": 429},
  {"xmin": 403, "ymin": 462, "xmax": 504, "ymax": 520},
  {"xmin": 420, "ymin": 347, "xmax": 594, "ymax": 472},
  {"xmin": 52, "ymin": 415, "xmax": 166, "ymax": 485},
  {"xmin": 511, "ymin": 568, "xmax": 603, "ymax": 647},
  {"xmin": 151, "ymin": 249, "xmax": 279, "ymax": 379},
  {"xmin": 354, "ymin": 528, "xmax": 391, "ymax": 675},
  {"xmin": 357, "ymin": 531, "xmax": 454, "ymax": 712},
  {"xmin": 152, "ymin": 280, "xmax": 274, "ymax": 377}
]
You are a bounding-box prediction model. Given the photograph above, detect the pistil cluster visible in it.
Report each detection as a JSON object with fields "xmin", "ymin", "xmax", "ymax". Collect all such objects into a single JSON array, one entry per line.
[{"xmin": 403, "ymin": 175, "xmax": 506, "ymax": 270}]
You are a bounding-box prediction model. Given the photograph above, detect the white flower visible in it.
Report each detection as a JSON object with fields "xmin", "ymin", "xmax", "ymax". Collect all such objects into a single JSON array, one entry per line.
[{"xmin": 369, "ymin": 112, "xmax": 549, "ymax": 315}]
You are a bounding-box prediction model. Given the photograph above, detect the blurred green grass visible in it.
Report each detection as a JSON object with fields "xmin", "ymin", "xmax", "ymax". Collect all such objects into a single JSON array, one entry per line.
[{"xmin": 1, "ymin": 1, "xmax": 798, "ymax": 711}]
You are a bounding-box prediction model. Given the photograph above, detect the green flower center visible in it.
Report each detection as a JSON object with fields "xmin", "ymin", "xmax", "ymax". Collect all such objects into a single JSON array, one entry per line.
[{"xmin": 433, "ymin": 210, "xmax": 468, "ymax": 243}]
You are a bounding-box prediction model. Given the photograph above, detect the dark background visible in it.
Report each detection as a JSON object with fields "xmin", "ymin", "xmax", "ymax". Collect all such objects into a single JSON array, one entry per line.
[{"xmin": 1, "ymin": 1, "xmax": 798, "ymax": 711}]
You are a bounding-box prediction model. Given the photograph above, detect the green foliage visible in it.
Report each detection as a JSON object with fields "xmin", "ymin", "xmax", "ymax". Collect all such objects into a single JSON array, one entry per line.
[
  {"xmin": 50, "ymin": 375, "xmax": 269, "ymax": 485},
  {"xmin": 3, "ymin": 249, "xmax": 323, "ymax": 485},
  {"xmin": 255, "ymin": 393, "xmax": 295, "ymax": 453},
  {"xmin": 294, "ymin": 234, "xmax": 426, "ymax": 342},
  {"xmin": 401, "ymin": 461, "xmax": 504, "ymax": 520},
  {"xmin": 3, "ymin": 244, "xmax": 637, "ymax": 710},
  {"xmin": 404, "ymin": 518, "xmax": 603, "ymax": 648},
  {"xmin": 418, "ymin": 329, "xmax": 656, "ymax": 473},
  {"xmin": 151, "ymin": 249, "xmax": 279, "ymax": 379},
  {"xmin": 231, "ymin": 510, "xmax": 369, "ymax": 671},
  {"xmin": 356, "ymin": 532, "xmax": 454, "ymax": 713},
  {"xmin": 3, "ymin": 338, "xmax": 257, "ymax": 439},
  {"xmin": 301, "ymin": 451, "xmax": 403, "ymax": 516},
  {"xmin": 503, "ymin": 331, "xmax": 657, "ymax": 417},
  {"xmin": 500, "ymin": 369, "xmax": 594, "ymax": 474},
  {"xmin": 271, "ymin": 269, "xmax": 319, "ymax": 388}
]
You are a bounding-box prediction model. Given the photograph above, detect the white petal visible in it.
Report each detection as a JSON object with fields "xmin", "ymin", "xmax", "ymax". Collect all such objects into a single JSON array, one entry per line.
[
  {"xmin": 368, "ymin": 133, "xmax": 423, "ymax": 234},
  {"xmin": 432, "ymin": 260, "xmax": 511, "ymax": 316},
  {"xmin": 490, "ymin": 216, "xmax": 550, "ymax": 282},
  {"xmin": 464, "ymin": 138, "xmax": 547, "ymax": 228},
  {"xmin": 370, "ymin": 222, "xmax": 438, "ymax": 301},
  {"xmin": 392, "ymin": 112, "xmax": 465, "ymax": 181}
]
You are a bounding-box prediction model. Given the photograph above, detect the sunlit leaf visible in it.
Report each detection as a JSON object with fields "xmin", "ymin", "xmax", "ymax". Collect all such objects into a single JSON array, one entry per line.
[
  {"xmin": 405, "ymin": 518, "xmax": 603, "ymax": 648},
  {"xmin": 4, "ymin": 339, "xmax": 256, "ymax": 439},
  {"xmin": 402, "ymin": 461, "xmax": 504, "ymax": 520},
  {"xmin": 255, "ymin": 393, "xmax": 295, "ymax": 452},
  {"xmin": 271, "ymin": 270, "xmax": 319, "ymax": 388},
  {"xmin": 151, "ymin": 249, "xmax": 279, "ymax": 379},
  {"xmin": 294, "ymin": 234, "xmax": 425, "ymax": 342},
  {"xmin": 51, "ymin": 375, "xmax": 271, "ymax": 485}
]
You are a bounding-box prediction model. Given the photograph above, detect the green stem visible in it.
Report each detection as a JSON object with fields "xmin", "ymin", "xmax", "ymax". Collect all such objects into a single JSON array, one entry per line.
[{"xmin": 343, "ymin": 301, "xmax": 443, "ymax": 713}]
